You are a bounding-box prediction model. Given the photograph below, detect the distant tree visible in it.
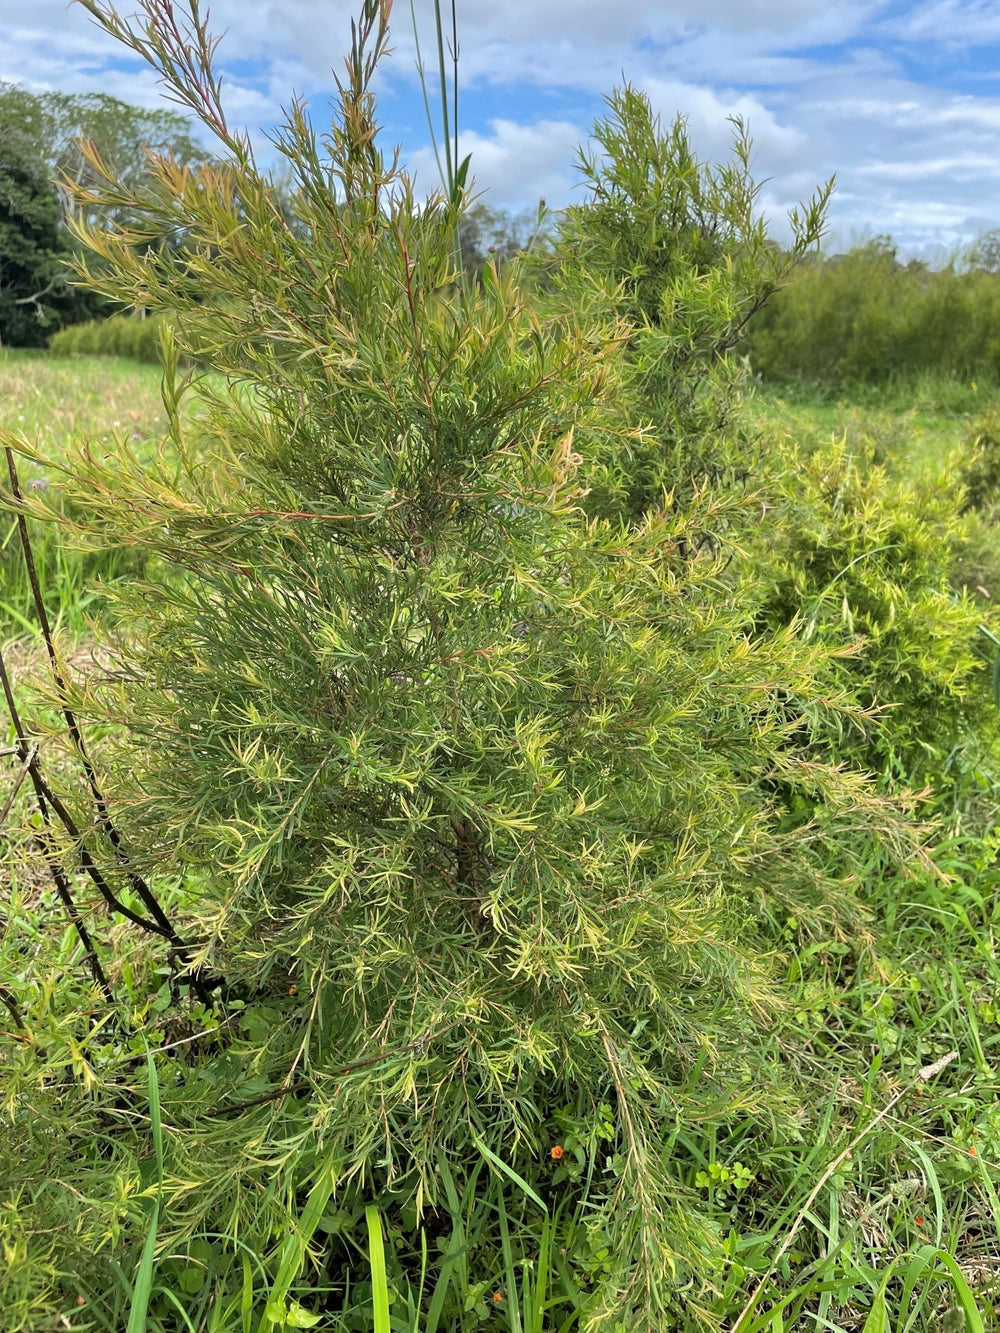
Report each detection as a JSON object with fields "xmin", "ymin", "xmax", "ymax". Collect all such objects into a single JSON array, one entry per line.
[
  {"xmin": 967, "ymin": 229, "xmax": 1000, "ymax": 275},
  {"xmin": 0, "ymin": 87, "xmax": 85, "ymax": 345},
  {"xmin": 747, "ymin": 235, "xmax": 1000, "ymax": 387},
  {"xmin": 457, "ymin": 200, "xmax": 543, "ymax": 282},
  {"xmin": 38, "ymin": 91, "xmax": 211, "ymax": 234},
  {"xmin": 0, "ymin": 82, "xmax": 214, "ymax": 341}
]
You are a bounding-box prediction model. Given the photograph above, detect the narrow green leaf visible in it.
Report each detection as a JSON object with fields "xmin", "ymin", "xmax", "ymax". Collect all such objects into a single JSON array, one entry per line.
[
  {"xmin": 932, "ymin": 1251, "xmax": 985, "ymax": 1333},
  {"xmin": 473, "ymin": 1137, "xmax": 547, "ymax": 1214},
  {"xmin": 256, "ymin": 1154, "xmax": 337, "ymax": 1333},
  {"xmin": 366, "ymin": 1205, "xmax": 391, "ymax": 1333},
  {"xmin": 861, "ymin": 1290, "xmax": 887, "ymax": 1333},
  {"xmin": 126, "ymin": 1052, "xmax": 163, "ymax": 1333},
  {"xmin": 126, "ymin": 1202, "xmax": 160, "ymax": 1333}
]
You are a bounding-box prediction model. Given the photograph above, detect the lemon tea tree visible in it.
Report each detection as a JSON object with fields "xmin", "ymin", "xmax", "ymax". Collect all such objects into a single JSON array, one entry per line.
[
  {"xmin": 533, "ymin": 86, "xmax": 831, "ymax": 525},
  {"xmin": 0, "ymin": 1, "xmax": 922, "ymax": 1326}
]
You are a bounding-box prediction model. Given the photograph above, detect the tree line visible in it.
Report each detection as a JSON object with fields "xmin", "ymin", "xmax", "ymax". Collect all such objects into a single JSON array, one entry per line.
[
  {"xmin": 0, "ymin": 83, "xmax": 214, "ymax": 344},
  {"xmin": 745, "ymin": 232, "xmax": 1000, "ymax": 389}
]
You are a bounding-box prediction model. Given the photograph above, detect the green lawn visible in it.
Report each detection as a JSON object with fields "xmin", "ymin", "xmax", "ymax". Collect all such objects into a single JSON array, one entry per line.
[
  {"xmin": 0, "ymin": 347, "xmax": 168, "ymax": 451},
  {"xmin": 3, "ymin": 349, "xmax": 991, "ymax": 481},
  {"xmin": 0, "ymin": 351, "xmax": 186, "ymax": 637},
  {"xmin": 748, "ymin": 379, "xmax": 995, "ymax": 481}
]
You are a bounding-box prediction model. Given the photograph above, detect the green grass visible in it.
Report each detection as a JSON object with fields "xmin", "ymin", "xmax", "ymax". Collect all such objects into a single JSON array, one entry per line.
[
  {"xmin": 748, "ymin": 374, "xmax": 999, "ymax": 480},
  {"xmin": 0, "ymin": 349, "xmax": 171, "ymax": 637},
  {"xmin": 0, "ymin": 347, "xmax": 168, "ymax": 450}
]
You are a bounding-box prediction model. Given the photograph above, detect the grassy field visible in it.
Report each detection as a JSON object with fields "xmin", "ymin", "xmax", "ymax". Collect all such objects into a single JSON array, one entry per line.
[
  {"xmin": 0, "ymin": 350, "xmax": 172, "ymax": 636},
  {"xmin": 748, "ymin": 378, "xmax": 986, "ymax": 479},
  {"xmin": 0, "ymin": 348, "xmax": 167, "ymax": 450},
  {"xmin": 4, "ymin": 353, "xmax": 1000, "ymax": 1329}
]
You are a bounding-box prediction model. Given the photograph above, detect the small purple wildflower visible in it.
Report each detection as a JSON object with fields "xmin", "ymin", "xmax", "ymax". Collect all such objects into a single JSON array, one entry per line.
[
  {"xmin": 28, "ymin": 477, "xmax": 49, "ymax": 492},
  {"xmin": 132, "ymin": 431, "xmax": 142, "ymax": 441}
]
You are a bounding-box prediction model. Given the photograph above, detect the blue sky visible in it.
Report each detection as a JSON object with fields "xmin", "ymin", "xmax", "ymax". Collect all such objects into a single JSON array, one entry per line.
[{"xmin": 3, "ymin": 0, "xmax": 1000, "ymax": 259}]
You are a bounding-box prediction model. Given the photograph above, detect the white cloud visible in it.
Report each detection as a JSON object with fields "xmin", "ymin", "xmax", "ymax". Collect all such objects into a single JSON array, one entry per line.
[
  {"xmin": 409, "ymin": 117, "xmax": 582, "ymax": 208},
  {"xmin": 642, "ymin": 79, "xmax": 807, "ymax": 168},
  {"xmin": 2, "ymin": 1, "xmax": 1000, "ymax": 257},
  {"xmin": 937, "ymin": 99, "xmax": 1000, "ymax": 130},
  {"xmin": 885, "ymin": 0, "xmax": 1000, "ymax": 44},
  {"xmin": 856, "ymin": 153, "xmax": 1000, "ymax": 180}
]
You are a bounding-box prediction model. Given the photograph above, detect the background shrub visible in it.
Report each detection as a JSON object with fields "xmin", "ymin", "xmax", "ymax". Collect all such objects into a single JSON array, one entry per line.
[
  {"xmin": 751, "ymin": 431, "xmax": 995, "ymax": 791},
  {"xmin": 48, "ymin": 311, "xmax": 165, "ymax": 362},
  {"xmin": 957, "ymin": 407, "xmax": 1000, "ymax": 514},
  {"xmin": 532, "ymin": 88, "xmax": 830, "ymax": 522},
  {"xmin": 746, "ymin": 237, "xmax": 1000, "ymax": 390}
]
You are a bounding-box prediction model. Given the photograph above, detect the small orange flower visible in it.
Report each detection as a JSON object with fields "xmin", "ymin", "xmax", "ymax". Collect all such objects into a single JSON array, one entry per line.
[
  {"xmin": 492, "ymin": 1291, "xmax": 504, "ymax": 1306},
  {"xmin": 970, "ymin": 1144, "xmax": 978, "ymax": 1156},
  {"xmin": 915, "ymin": 1215, "xmax": 924, "ymax": 1226},
  {"xmin": 550, "ymin": 1144, "xmax": 564, "ymax": 1160}
]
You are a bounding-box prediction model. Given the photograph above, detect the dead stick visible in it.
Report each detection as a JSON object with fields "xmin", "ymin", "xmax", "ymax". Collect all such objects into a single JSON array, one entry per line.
[
  {"xmin": 0, "ymin": 645, "xmax": 113, "ymax": 1001},
  {"xmin": 0, "ymin": 745, "xmax": 36, "ymax": 828},
  {"xmin": 5, "ymin": 449, "xmax": 184, "ymax": 941},
  {"xmin": 2, "ymin": 466, "xmax": 217, "ymax": 1000},
  {"xmin": 0, "ymin": 985, "xmax": 24, "ymax": 1029}
]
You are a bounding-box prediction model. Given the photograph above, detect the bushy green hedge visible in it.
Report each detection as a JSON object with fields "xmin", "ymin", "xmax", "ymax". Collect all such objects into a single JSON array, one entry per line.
[
  {"xmin": 958, "ymin": 407, "xmax": 1000, "ymax": 513},
  {"xmin": 746, "ymin": 237, "xmax": 1000, "ymax": 388},
  {"xmin": 952, "ymin": 407, "xmax": 1000, "ymax": 606},
  {"xmin": 753, "ymin": 432, "xmax": 993, "ymax": 787},
  {"xmin": 48, "ymin": 312, "xmax": 165, "ymax": 363}
]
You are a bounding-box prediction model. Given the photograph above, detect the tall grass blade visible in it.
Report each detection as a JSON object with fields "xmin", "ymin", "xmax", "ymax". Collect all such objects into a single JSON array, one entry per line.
[
  {"xmin": 899, "ymin": 1245, "xmax": 985, "ymax": 1333},
  {"xmin": 256, "ymin": 1154, "xmax": 336, "ymax": 1333},
  {"xmin": 861, "ymin": 1289, "xmax": 887, "ymax": 1333},
  {"xmin": 496, "ymin": 1189, "xmax": 523, "ymax": 1333},
  {"xmin": 531, "ymin": 1219, "xmax": 551, "ymax": 1333},
  {"xmin": 930, "ymin": 1251, "xmax": 985, "ymax": 1333},
  {"xmin": 473, "ymin": 1137, "xmax": 547, "ymax": 1213},
  {"xmin": 126, "ymin": 1052, "xmax": 162, "ymax": 1333},
  {"xmin": 366, "ymin": 1205, "xmax": 391, "ymax": 1333}
]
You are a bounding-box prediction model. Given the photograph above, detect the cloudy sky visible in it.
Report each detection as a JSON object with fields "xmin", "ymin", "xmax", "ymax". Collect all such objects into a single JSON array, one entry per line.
[{"xmin": 3, "ymin": 0, "xmax": 1000, "ymax": 258}]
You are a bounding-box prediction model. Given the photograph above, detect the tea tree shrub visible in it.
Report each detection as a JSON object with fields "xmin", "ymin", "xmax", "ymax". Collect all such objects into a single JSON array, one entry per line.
[
  {"xmin": 1, "ymin": 1, "xmax": 922, "ymax": 1326},
  {"xmin": 533, "ymin": 87, "xmax": 830, "ymax": 522}
]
